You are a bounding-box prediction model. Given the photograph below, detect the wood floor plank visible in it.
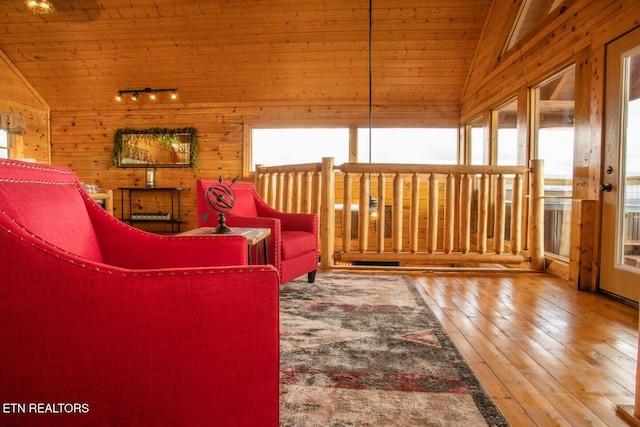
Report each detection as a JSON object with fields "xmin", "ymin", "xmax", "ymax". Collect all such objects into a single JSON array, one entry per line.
[{"xmin": 411, "ymin": 272, "xmax": 638, "ymax": 427}]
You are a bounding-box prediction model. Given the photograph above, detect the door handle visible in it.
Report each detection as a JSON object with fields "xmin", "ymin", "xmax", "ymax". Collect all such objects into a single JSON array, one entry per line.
[{"xmin": 600, "ymin": 183, "xmax": 612, "ymax": 192}]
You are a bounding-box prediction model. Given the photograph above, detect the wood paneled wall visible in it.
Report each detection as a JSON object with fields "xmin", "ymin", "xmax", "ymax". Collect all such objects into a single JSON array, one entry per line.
[{"xmin": 0, "ymin": 52, "xmax": 50, "ymax": 164}]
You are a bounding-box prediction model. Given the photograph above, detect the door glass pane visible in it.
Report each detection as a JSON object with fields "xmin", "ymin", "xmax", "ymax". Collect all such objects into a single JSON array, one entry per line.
[
  {"xmin": 536, "ymin": 67, "xmax": 575, "ymax": 258},
  {"xmin": 622, "ymin": 53, "xmax": 640, "ymax": 270}
]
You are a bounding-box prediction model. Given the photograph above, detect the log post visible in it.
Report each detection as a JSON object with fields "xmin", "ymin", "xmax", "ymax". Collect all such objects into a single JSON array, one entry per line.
[
  {"xmin": 410, "ymin": 173, "xmax": 420, "ymax": 253},
  {"xmin": 376, "ymin": 173, "xmax": 386, "ymax": 253},
  {"xmin": 444, "ymin": 173, "xmax": 455, "ymax": 254},
  {"xmin": 529, "ymin": 159, "xmax": 545, "ymax": 270},
  {"xmin": 320, "ymin": 157, "xmax": 335, "ymax": 268},
  {"xmin": 392, "ymin": 173, "xmax": 403, "ymax": 253},
  {"xmin": 359, "ymin": 173, "xmax": 370, "ymax": 253},
  {"xmin": 343, "ymin": 173, "xmax": 353, "ymax": 253}
]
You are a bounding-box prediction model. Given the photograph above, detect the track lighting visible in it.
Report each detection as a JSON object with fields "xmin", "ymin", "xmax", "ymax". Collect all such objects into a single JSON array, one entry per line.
[{"xmin": 114, "ymin": 87, "xmax": 178, "ymax": 102}]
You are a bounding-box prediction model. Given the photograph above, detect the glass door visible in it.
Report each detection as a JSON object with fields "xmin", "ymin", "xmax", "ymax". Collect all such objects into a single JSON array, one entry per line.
[{"xmin": 600, "ymin": 28, "xmax": 640, "ymax": 302}]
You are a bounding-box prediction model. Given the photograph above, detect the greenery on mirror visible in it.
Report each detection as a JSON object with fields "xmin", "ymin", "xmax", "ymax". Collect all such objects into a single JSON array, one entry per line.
[{"xmin": 112, "ymin": 127, "xmax": 198, "ymax": 168}]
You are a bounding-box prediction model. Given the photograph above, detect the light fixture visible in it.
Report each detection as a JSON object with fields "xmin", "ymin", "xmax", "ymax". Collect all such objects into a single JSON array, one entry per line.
[
  {"xmin": 25, "ymin": 0, "xmax": 54, "ymax": 14},
  {"xmin": 114, "ymin": 87, "xmax": 178, "ymax": 102}
]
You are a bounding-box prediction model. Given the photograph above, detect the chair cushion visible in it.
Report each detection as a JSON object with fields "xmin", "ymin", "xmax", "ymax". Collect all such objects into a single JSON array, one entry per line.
[{"xmin": 280, "ymin": 231, "xmax": 315, "ymax": 260}]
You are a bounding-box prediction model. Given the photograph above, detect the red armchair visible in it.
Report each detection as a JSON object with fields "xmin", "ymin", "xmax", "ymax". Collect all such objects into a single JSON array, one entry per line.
[
  {"xmin": 0, "ymin": 160, "xmax": 279, "ymax": 426},
  {"xmin": 197, "ymin": 180, "xmax": 318, "ymax": 284}
]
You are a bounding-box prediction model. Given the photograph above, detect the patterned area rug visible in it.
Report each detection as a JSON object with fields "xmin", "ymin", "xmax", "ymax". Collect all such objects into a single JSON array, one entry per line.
[{"xmin": 279, "ymin": 273, "xmax": 510, "ymax": 427}]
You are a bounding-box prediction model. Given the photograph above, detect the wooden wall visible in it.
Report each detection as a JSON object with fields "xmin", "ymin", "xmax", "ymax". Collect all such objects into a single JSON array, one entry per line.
[{"xmin": 0, "ymin": 52, "xmax": 50, "ymax": 163}]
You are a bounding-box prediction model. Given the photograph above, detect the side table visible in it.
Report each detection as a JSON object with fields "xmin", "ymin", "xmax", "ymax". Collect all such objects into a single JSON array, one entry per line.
[{"xmin": 178, "ymin": 227, "xmax": 271, "ymax": 265}]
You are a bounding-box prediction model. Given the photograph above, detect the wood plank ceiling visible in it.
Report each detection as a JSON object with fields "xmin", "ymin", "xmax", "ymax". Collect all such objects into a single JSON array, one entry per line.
[{"xmin": 0, "ymin": 0, "xmax": 491, "ymax": 112}]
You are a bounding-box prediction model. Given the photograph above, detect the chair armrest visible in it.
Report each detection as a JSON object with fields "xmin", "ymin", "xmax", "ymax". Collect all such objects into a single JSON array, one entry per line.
[
  {"xmin": 255, "ymin": 204, "xmax": 318, "ymax": 233},
  {"xmin": 0, "ymin": 226, "xmax": 280, "ymax": 426},
  {"xmin": 87, "ymin": 202, "xmax": 248, "ymax": 268}
]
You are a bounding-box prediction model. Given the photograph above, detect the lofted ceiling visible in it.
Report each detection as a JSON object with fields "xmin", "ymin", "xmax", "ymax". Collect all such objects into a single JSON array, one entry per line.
[{"xmin": 0, "ymin": 0, "xmax": 493, "ymax": 112}]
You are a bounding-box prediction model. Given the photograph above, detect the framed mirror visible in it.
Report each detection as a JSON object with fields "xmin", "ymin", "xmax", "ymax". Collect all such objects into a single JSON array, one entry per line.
[{"xmin": 113, "ymin": 127, "xmax": 198, "ymax": 168}]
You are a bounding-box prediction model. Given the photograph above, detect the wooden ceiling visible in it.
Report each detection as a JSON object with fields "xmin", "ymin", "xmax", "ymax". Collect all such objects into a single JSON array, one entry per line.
[{"xmin": 0, "ymin": 0, "xmax": 492, "ymax": 111}]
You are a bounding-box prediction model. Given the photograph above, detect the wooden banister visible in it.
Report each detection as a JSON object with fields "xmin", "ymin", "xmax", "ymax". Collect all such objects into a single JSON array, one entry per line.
[{"xmin": 255, "ymin": 158, "xmax": 545, "ymax": 270}]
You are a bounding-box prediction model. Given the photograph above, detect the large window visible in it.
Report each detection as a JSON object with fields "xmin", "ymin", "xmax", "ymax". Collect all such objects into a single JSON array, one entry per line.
[
  {"xmin": 0, "ymin": 130, "xmax": 8, "ymax": 159},
  {"xmin": 250, "ymin": 127, "xmax": 458, "ymax": 171},
  {"xmin": 251, "ymin": 128, "xmax": 350, "ymax": 170},
  {"xmin": 357, "ymin": 128, "xmax": 458, "ymax": 164}
]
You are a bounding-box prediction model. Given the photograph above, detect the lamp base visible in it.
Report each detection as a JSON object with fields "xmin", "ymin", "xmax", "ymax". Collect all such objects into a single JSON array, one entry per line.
[{"xmin": 211, "ymin": 213, "xmax": 233, "ymax": 234}]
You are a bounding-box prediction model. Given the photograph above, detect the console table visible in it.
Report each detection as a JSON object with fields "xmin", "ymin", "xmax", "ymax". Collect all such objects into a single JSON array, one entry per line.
[
  {"xmin": 119, "ymin": 187, "xmax": 183, "ymax": 233},
  {"xmin": 178, "ymin": 227, "xmax": 271, "ymax": 265}
]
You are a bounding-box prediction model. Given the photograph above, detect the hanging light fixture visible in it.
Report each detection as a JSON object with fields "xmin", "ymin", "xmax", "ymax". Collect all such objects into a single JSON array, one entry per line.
[
  {"xmin": 25, "ymin": 0, "xmax": 54, "ymax": 14},
  {"xmin": 368, "ymin": 0, "xmax": 378, "ymax": 213}
]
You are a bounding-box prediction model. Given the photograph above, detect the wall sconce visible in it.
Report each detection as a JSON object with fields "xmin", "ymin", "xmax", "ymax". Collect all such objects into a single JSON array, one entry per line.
[
  {"xmin": 25, "ymin": 0, "xmax": 54, "ymax": 14},
  {"xmin": 115, "ymin": 88, "xmax": 178, "ymax": 102}
]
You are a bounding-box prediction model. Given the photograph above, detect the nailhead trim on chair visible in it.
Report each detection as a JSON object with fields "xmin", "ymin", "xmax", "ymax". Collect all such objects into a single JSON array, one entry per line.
[{"xmin": 1, "ymin": 210, "xmax": 273, "ymax": 278}]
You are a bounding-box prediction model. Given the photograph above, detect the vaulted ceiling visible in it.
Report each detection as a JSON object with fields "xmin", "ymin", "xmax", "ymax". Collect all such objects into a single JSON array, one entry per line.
[{"xmin": 0, "ymin": 0, "xmax": 492, "ymax": 111}]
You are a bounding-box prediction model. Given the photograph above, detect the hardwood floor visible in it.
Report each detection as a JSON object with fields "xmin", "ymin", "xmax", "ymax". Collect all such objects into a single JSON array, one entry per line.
[{"xmin": 410, "ymin": 272, "xmax": 638, "ymax": 426}]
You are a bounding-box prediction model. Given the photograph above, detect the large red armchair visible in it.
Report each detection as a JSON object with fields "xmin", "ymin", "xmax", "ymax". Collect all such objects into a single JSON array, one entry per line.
[
  {"xmin": 0, "ymin": 160, "xmax": 279, "ymax": 426},
  {"xmin": 197, "ymin": 180, "xmax": 318, "ymax": 284}
]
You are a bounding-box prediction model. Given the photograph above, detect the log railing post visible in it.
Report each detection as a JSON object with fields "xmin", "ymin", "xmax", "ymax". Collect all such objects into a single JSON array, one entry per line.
[
  {"xmin": 494, "ymin": 174, "xmax": 506, "ymax": 254},
  {"xmin": 444, "ymin": 173, "xmax": 455, "ymax": 254},
  {"xmin": 410, "ymin": 173, "xmax": 420, "ymax": 253},
  {"xmin": 511, "ymin": 173, "xmax": 524, "ymax": 254},
  {"xmin": 343, "ymin": 173, "xmax": 353, "ymax": 253},
  {"xmin": 359, "ymin": 173, "xmax": 370, "ymax": 253},
  {"xmin": 320, "ymin": 157, "xmax": 335, "ymax": 268},
  {"xmin": 392, "ymin": 173, "xmax": 403, "ymax": 253},
  {"xmin": 460, "ymin": 173, "xmax": 472, "ymax": 254},
  {"xmin": 376, "ymin": 173, "xmax": 386, "ymax": 253},
  {"xmin": 427, "ymin": 174, "xmax": 438, "ymax": 253},
  {"xmin": 529, "ymin": 159, "xmax": 545, "ymax": 270}
]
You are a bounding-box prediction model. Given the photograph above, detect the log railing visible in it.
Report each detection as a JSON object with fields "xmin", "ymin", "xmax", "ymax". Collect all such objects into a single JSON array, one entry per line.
[{"xmin": 255, "ymin": 158, "xmax": 545, "ymax": 270}]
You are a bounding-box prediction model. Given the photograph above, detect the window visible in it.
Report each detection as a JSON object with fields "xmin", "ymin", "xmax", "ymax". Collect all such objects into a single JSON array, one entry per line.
[
  {"xmin": 251, "ymin": 128, "xmax": 350, "ymax": 170},
  {"xmin": 468, "ymin": 117, "xmax": 485, "ymax": 165},
  {"xmin": 357, "ymin": 128, "xmax": 458, "ymax": 164},
  {"xmin": 250, "ymin": 127, "xmax": 459, "ymax": 172},
  {"xmin": 495, "ymin": 98, "xmax": 520, "ymax": 165},
  {"xmin": 505, "ymin": 0, "xmax": 564, "ymax": 52},
  {"xmin": 0, "ymin": 130, "xmax": 8, "ymax": 159}
]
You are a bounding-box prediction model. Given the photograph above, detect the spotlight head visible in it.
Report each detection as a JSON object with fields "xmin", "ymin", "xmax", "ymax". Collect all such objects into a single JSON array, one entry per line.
[
  {"xmin": 131, "ymin": 92, "xmax": 139, "ymax": 101},
  {"xmin": 170, "ymin": 90, "xmax": 177, "ymax": 100},
  {"xmin": 115, "ymin": 92, "xmax": 122, "ymax": 102},
  {"xmin": 149, "ymin": 92, "xmax": 157, "ymax": 100}
]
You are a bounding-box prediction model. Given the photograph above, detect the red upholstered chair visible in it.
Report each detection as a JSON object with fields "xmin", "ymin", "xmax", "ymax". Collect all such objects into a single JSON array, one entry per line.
[
  {"xmin": 0, "ymin": 160, "xmax": 279, "ymax": 427},
  {"xmin": 197, "ymin": 180, "xmax": 319, "ymax": 284}
]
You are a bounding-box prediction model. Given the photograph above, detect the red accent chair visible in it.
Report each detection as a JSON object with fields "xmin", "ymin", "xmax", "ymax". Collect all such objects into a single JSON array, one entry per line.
[
  {"xmin": 197, "ymin": 180, "xmax": 319, "ymax": 284},
  {"xmin": 0, "ymin": 160, "xmax": 279, "ymax": 427}
]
